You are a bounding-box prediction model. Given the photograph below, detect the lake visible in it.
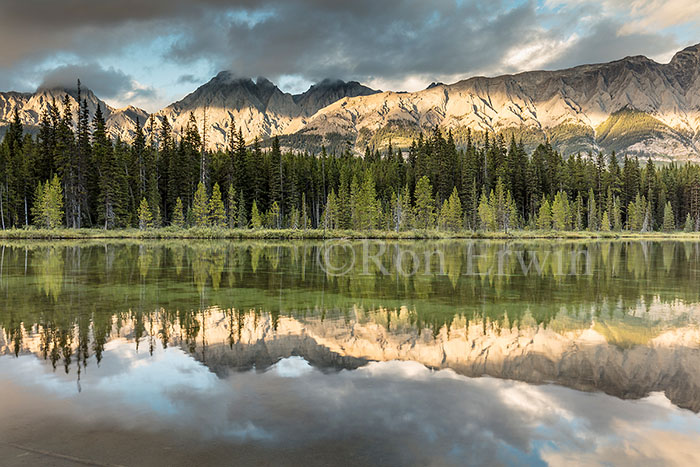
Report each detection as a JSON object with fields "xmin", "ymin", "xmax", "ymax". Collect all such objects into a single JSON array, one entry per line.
[{"xmin": 1, "ymin": 239, "xmax": 700, "ymax": 466}]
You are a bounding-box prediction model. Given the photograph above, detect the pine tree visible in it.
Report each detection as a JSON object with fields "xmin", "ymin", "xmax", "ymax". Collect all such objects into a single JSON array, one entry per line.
[
  {"xmin": 267, "ymin": 201, "xmax": 281, "ymax": 229},
  {"xmin": 237, "ymin": 190, "xmax": 247, "ymax": 228},
  {"xmin": 684, "ymin": 213, "xmax": 693, "ymax": 232},
  {"xmin": 505, "ymin": 191, "xmax": 519, "ymax": 231},
  {"xmin": 662, "ymin": 201, "xmax": 675, "ymax": 232},
  {"xmin": 31, "ymin": 181, "xmax": 45, "ymax": 228},
  {"xmin": 573, "ymin": 192, "xmax": 584, "ymax": 230},
  {"xmin": 46, "ymin": 175, "xmax": 65, "ymax": 229},
  {"xmin": 192, "ymin": 181, "xmax": 209, "ymax": 227},
  {"xmin": 601, "ymin": 211, "xmax": 611, "ymax": 231},
  {"xmin": 438, "ymin": 199, "xmax": 450, "ymax": 230},
  {"xmin": 56, "ymin": 94, "xmax": 79, "ymax": 228},
  {"xmin": 269, "ymin": 136, "xmax": 283, "ymax": 219},
  {"xmin": 627, "ymin": 193, "xmax": 645, "ymax": 231},
  {"xmin": 150, "ymin": 199, "xmax": 162, "ymax": 228},
  {"xmin": 551, "ymin": 191, "xmax": 570, "ymax": 230},
  {"xmin": 444, "ymin": 187, "xmax": 463, "ymax": 231},
  {"xmin": 133, "ymin": 118, "xmax": 147, "ymax": 203},
  {"xmin": 301, "ymin": 193, "xmax": 309, "ymax": 229},
  {"xmin": 250, "ymin": 200, "xmax": 263, "ymax": 229},
  {"xmin": 209, "ymin": 183, "xmax": 226, "ymax": 226},
  {"xmin": 478, "ymin": 192, "xmax": 495, "ymax": 231},
  {"xmin": 414, "ymin": 175, "xmax": 435, "ymax": 229},
  {"xmin": 587, "ymin": 188, "xmax": 598, "ymax": 231},
  {"xmin": 227, "ymin": 184, "xmax": 238, "ymax": 229},
  {"xmin": 172, "ymin": 197, "xmax": 185, "ymax": 227},
  {"xmin": 537, "ymin": 197, "xmax": 552, "ymax": 230},
  {"xmin": 492, "ymin": 178, "xmax": 507, "ymax": 230},
  {"xmin": 352, "ymin": 171, "xmax": 380, "ymax": 230},
  {"xmin": 289, "ymin": 206, "xmax": 300, "ymax": 229},
  {"xmin": 350, "ymin": 173, "xmax": 362, "ymax": 229},
  {"xmin": 400, "ymin": 184, "xmax": 413, "ymax": 230},
  {"xmin": 94, "ymin": 105, "xmax": 126, "ymax": 229},
  {"xmin": 337, "ymin": 165, "xmax": 352, "ymax": 229},
  {"xmin": 612, "ymin": 197, "xmax": 622, "ymax": 231},
  {"xmin": 32, "ymin": 175, "xmax": 64, "ymax": 229},
  {"xmin": 138, "ymin": 198, "xmax": 153, "ymax": 230},
  {"xmin": 323, "ymin": 189, "xmax": 338, "ymax": 230}
]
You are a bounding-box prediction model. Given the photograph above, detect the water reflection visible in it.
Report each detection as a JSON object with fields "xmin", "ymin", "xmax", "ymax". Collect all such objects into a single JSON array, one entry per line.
[
  {"xmin": 1, "ymin": 345, "xmax": 699, "ymax": 466},
  {"xmin": 1, "ymin": 240, "xmax": 700, "ymax": 465}
]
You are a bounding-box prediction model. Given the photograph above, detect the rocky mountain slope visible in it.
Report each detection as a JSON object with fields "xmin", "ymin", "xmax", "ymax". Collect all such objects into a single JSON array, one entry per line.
[
  {"xmin": 2, "ymin": 43, "xmax": 700, "ymax": 159},
  {"xmin": 156, "ymin": 72, "xmax": 378, "ymax": 149},
  {"xmin": 298, "ymin": 44, "xmax": 700, "ymax": 159},
  {"xmin": 0, "ymin": 87, "xmax": 149, "ymax": 142}
]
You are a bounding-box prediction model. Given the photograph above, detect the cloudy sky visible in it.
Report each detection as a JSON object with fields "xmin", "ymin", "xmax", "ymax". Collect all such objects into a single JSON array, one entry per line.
[{"xmin": 1, "ymin": 0, "xmax": 698, "ymax": 112}]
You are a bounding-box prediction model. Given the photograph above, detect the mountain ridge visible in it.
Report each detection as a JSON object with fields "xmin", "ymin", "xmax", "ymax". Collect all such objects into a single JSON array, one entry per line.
[{"xmin": 2, "ymin": 43, "xmax": 700, "ymax": 159}]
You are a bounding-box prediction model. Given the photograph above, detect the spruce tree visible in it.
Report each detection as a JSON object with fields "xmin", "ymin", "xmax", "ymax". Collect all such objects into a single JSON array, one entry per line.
[
  {"xmin": 227, "ymin": 184, "xmax": 238, "ymax": 229},
  {"xmin": 505, "ymin": 191, "xmax": 518, "ymax": 231},
  {"xmin": 47, "ymin": 175, "xmax": 65, "ymax": 229},
  {"xmin": 537, "ymin": 197, "xmax": 552, "ymax": 230},
  {"xmin": 269, "ymin": 136, "xmax": 283, "ymax": 219},
  {"xmin": 323, "ymin": 189, "xmax": 338, "ymax": 230},
  {"xmin": 478, "ymin": 192, "xmax": 495, "ymax": 231},
  {"xmin": 337, "ymin": 165, "xmax": 352, "ymax": 229},
  {"xmin": 684, "ymin": 213, "xmax": 693, "ymax": 232},
  {"xmin": 237, "ymin": 191, "xmax": 248, "ymax": 228},
  {"xmin": 138, "ymin": 198, "xmax": 153, "ymax": 230},
  {"xmin": 445, "ymin": 187, "xmax": 463, "ymax": 231},
  {"xmin": 301, "ymin": 193, "xmax": 309, "ymax": 229},
  {"xmin": 663, "ymin": 202, "xmax": 675, "ymax": 232},
  {"xmin": 172, "ymin": 197, "xmax": 185, "ymax": 228},
  {"xmin": 438, "ymin": 199, "xmax": 450, "ymax": 231},
  {"xmin": 551, "ymin": 191, "xmax": 570, "ymax": 231},
  {"xmin": 192, "ymin": 181, "xmax": 209, "ymax": 227},
  {"xmin": 32, "ymin": 175, "xmax": 64, "ymax": 229},
  {"xmin": 31, "ymin": 181, "xmax": 45, "ymax": 228},
  {"xmin": 612, "ymin": 197, "xmax": 622, "ymax": 231},
  {"xmin": 414, "ymin": 176, "xmax": 435, "ymax": 229},
  {"xmin": 251, "ymin": 200, "xmax": 263, "ymax": 229},
  {"xmin": 268, "ymin": 201, "xmax": 281, "ymax": 229},
  {"xmin": 587, "ymin": 188, "xmax": 598, "ymax": 231},
  {"xmin": 94, "ymin": 105, "xmax": 126, "ymax": 229},
  {"xmin": 400, "ymin": 184, "xmax": 413, "ymax": 230},
  {"xmin": 209, "ymin": 183, "xmax": 226, "ymax": 226}
]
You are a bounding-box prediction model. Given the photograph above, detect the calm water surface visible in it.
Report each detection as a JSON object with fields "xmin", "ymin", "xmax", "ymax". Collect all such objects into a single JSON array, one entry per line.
[{"xmin": 1, "ymin": 239, "xmax": 700, "ymax": 466}]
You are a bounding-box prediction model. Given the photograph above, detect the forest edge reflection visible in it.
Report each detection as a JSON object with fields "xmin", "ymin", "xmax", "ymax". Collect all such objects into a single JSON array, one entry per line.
[
  {"xmin": 317, "ymin": 239, "xmax": 594, "ymax": 276},
  {"xmin": 1, "ymin": 239, "xmax": 700, "ymax": 411}
]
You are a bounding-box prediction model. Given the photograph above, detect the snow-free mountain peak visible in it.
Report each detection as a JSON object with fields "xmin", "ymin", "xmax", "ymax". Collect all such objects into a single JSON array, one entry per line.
[{"xmin": 3, "ymin": 44, "xmax": 700, "ymax": 159}]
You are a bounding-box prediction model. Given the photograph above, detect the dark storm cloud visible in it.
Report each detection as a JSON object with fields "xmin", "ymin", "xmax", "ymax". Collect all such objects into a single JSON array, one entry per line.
[
  {"xmin": 39, "ymin": 63, "xmax": 156, "ymax": 99},
  {"xmin": 163, "ymin": 0, "xmax": 543, "ymax": 82},
  {"xmin": 543, "ymin": 19, "xmax": 678, "ymax": 69},
  {"xmin": 0, "ymin": 0, "xmax": 682, "ymax": 99}
]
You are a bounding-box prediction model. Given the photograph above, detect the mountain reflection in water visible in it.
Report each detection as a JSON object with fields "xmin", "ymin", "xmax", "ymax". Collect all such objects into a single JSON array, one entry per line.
[{"xmin": 1, "ymin": 240, "xmax": 700, "ymax": 466}]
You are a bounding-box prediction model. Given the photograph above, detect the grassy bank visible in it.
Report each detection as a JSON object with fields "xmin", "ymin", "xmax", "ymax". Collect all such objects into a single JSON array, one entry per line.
[{"xmin": 2, "ymin": 227, "xmax": 700, "ymax": 240}]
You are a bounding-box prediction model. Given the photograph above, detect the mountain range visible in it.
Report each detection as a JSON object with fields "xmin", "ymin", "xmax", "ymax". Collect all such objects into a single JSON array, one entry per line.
[{"xmin": 2, "ymin": 43, "xmax": 700, "ymax": 160}]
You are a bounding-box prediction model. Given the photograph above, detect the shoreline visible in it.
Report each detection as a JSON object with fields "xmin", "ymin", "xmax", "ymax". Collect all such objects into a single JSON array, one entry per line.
[{"xmin": 2, "ymin": 227, "xmax": 700, "ymax": 240}]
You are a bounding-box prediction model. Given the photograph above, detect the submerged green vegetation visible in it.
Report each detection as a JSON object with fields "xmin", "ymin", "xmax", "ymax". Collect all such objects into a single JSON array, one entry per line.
[
  {"xmin": 2, "ymin": 90, "xmax": 700, "ymax": 237},
  {"xmin": 1, "ymin": 239, "xmax": 699, "ymax": 365}
]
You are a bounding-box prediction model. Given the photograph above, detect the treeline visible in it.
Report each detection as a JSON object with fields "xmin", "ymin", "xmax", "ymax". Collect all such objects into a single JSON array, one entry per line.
[{"xmin": 2, "ymin": 89, "xmax": 700, "ymax": 232}]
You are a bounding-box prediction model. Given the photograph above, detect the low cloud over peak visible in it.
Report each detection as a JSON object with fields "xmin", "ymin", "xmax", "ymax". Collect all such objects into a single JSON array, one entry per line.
[{"xmin": 0, "ymin": 0, "xmax": 697, "ymax": 110}]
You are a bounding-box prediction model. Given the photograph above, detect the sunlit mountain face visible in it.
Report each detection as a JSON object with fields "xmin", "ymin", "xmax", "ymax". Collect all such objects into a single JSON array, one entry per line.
[
  {"xmin": 1, "ymin": 239, "xmax": 700, "ymax": 465},
  {"xmin": 4, "ymin": 44, "xmax": 700, "ymax": 159}
]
